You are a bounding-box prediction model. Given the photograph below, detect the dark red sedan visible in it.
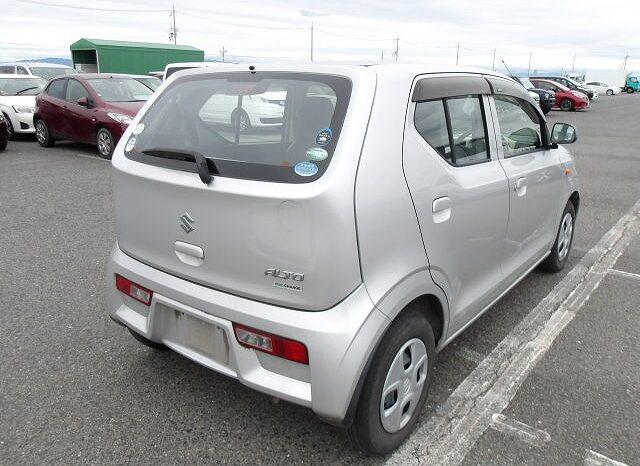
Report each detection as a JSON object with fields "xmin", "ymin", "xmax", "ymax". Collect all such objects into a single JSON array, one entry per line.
[
  {"xmin": 530, "ymin": 78, "xmax": 589, "ymax": 112},
  {"xmin": 34, "ymin": 74, "xmax": 152, "ymax": 158}
]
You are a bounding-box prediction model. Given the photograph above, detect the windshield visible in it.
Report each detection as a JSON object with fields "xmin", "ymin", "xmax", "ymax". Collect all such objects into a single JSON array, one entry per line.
[
  {"xmin": 127, "ymin": 72, "xmax": 352, "ymax": 183},
  {"xmin": 137, "ymin": 77, "xmax": 161, "ymax": 91},
  {"xmin": 30, "ymin": 67, "xmax": 76, "ymax": 80},
  {"xmin": 519, "ymin": 78, "xmax": 534, "ymax": 89},
  {"xmin": 0, "ymin": 77, "xmax": 47, "ymax": 96},
  {"xmin": 87, "ymin": 78, "xmax": 153, "ymax": 102}
]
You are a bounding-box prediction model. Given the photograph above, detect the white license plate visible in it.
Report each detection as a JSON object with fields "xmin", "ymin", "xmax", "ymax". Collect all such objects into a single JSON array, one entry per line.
[{"xmin": 166, "ymin": 309, "xmax": 229, "ymax": 365}]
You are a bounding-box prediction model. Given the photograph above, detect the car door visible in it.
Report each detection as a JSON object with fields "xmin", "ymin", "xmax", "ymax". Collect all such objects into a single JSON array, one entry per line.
[
  {"xmin": 403, "ymin": 75, "xmax": 510, "ymax": 333},
  {"xmin": 40, "ymin": 78, "xmax": 69, "ymax": 138},
  {"xmin": 488, "ymin": 83, "xmax": 564, "ymax": 280},
  {"xmin": 64, "ymin": 78, "xmax": 94, "ymax": 143}
]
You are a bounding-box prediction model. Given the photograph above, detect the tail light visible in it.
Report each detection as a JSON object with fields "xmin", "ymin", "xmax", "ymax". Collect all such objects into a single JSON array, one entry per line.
[
  {"xmin": 115, "ymin": 274, "xmax": 153, "ymax": 306},
  {"xmin": 233, "ymin": 323, "xmax": 309, "ymax": 365}
]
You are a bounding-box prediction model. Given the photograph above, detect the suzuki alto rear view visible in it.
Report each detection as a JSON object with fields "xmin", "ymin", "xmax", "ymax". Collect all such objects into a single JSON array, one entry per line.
[{"xmin": 106, "ymin": 64, "xmax": 580, "ymax": 454}]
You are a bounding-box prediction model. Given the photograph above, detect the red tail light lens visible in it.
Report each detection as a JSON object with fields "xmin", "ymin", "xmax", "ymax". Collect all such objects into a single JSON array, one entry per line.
[
  {"xmin": 233, "ymin": 323, "xmax": 309, "ymax": 365},
  {"xmin": 115, "ymin": 274, "xmax": 153, "ymax": 306}
]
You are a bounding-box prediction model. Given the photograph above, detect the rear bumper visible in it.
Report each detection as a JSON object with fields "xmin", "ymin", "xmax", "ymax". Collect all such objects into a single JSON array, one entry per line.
[{"xmin": 105, "ymin": 243, "xmax": 388, "ymax": 423}]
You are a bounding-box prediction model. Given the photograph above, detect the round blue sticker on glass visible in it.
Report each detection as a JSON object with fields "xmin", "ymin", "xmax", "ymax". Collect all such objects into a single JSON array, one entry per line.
[
  {"xmin": 315, "ymin": 128, "xmax": 332, "ymax": 146},
  {"xmin": 294, "ymin": 161, "xmax": 319, "ymax": 177}
]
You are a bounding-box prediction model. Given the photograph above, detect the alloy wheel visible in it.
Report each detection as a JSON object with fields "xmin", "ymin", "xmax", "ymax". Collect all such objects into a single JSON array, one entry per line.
[
  {"xmin": 380, "ymin": 338, "xmax": 428, "ymax": 433},
  {"xmin": 35, "ymin": 121, "xmax": 46, "ymax": 144},
  {"xmin": 557, "ymin": 212, "xmax": 573, "ymax": 261},
  {"xmin": 97, "ymin": 130, "xmax": 112, "ymax": 157}
]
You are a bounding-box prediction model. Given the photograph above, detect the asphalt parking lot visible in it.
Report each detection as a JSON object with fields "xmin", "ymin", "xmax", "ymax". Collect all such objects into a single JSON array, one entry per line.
[{"xmin": 1, "ymin": 94, "xmax": 639, "ymax": 465}]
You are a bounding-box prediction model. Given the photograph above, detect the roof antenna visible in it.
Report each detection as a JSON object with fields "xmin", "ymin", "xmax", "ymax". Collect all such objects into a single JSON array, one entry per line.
[{"xmin": 501, "ymin": 59, "xmax": 514, "ymax": 77}]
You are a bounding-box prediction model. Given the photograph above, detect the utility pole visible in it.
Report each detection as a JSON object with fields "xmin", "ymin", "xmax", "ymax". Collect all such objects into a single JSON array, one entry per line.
[
  {"xmin": 622, "ymin": 54, "xmax": 629, "ymax": 70},
  {"xmin": 393, "ymin": 36, "xmax": 399, "ymax": 61},
  {"xmin": 381, "ymin": 49, "xmax": 384, "ymax": 61},
  {"xmin": 492, "ymin": 48, "xmax": 496, "ymax": 70},
  {"xmin": 220, "ymin": 46, "xmax": 227, "ymax": 62},
  {"xmin": 169, "ymin": 4, "xmax": 177, "ymax": 45},
  {"xmin": 528, "ymin": 51, "xmax": 532, "ymax": 76},
  {"xmin": 572, "ymin": 55, "xmax": 576, "ymax": 73},
  {"xmin": 456, "ymin": 43, "xmax": 460, "ymax": 65},
  {"xmin": 310, "ymin": 22, "xmax": 314, "ymax": 62}
]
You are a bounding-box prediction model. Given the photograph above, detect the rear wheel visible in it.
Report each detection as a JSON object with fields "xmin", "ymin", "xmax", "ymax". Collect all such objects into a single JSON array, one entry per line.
[
  {"xmin": 626, "ymin": 87, "xmax": 635, "ymax": 94},
  {"xmin": 348, "ymin": 309, "xmax": 435, "ymax": 455},
  {"xmin": 96, "ymin": 127, "xmax": 115, "ymax": 159},
  {"xmin": 231, "ymin": 109, "xmax": 251, "ymax": 133},
  {"xmin": 35, "ymin": 119, "xmax": 55, "ymax": 147},
  {"xmin": 539, "ymin": 201, "xmax": 575, "ymax": 273},
  {"xmin": 606, "ymin": 89, "xmax": 613, "ymax": 96},
  {"xmin": 128, "ymin": 328, "xmax": 169, "ymax": 350},
  {"xmin": 560, "ymin": 99, "xmax": 573, "ymax": 111}
]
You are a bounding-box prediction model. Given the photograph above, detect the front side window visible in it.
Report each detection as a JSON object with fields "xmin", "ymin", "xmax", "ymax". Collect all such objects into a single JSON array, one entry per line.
[
  {"xmin": 16, "ymin": 66, "xmax": 28, "ymax": 75},
  {"xmin": 86, "ymin": 78, "xmax": 152, "ymax": 102},
  {"xmin": 127, "ymin": 73, "xmax": 351, "ymax": 183},
  {"xmin": 65, "ymin": 79, "xmax": 89, "ymax": 103},
  {"xmin": 46, "ymin": 79, "xmax": 66, "ymax": 99},
  {"xmin": 0, "ymin": 77, "xmax": 47, "ymax": 96},
  {"xmin": 494, "ymin": 95, "xmax": 543, "ymax": 157},
  {"xmin": 414, "ymin": 95, "xmax": 489, "ymax": 166}
]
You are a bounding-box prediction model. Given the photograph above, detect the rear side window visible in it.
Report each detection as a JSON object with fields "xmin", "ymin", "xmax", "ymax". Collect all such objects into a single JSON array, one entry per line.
[
  {"xmin": 414, "ymin": 95, "xmax": 489, "ymax": 166},
  {"xmin": 494, "ymin": 95, "xmax": 543, "ymax": 157},
  {"xmin": 127, "ymin": 72, "xmax": 352, "ymax": 183},
  {"xmin": 0, "ymin": 66, "xmax": 14, "ymax": 74},
  {"xmin": 47, "ymin": 79, "xmax": 66, "ymax": 99}
]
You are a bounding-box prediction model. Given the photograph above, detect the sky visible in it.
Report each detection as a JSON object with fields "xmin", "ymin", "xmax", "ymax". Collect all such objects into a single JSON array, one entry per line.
[{"xmin": 1, "ymin": 0, "xmax": 639, "ymax": 72}]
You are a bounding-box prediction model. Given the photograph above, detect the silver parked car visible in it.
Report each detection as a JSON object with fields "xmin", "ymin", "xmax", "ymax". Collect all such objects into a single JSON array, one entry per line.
[{"xmin": 106, "ymin": 64, "xmax": 580, "ymax": 455}]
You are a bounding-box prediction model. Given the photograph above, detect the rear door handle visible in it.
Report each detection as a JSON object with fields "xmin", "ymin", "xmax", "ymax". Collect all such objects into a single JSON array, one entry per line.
[
  {"xmin": 432, "ymin": 196, "xmax": 452, "ymax": 223},
  {"xmin": 513, "ymin": 177, "xmax": 527, "ymax": 196}
]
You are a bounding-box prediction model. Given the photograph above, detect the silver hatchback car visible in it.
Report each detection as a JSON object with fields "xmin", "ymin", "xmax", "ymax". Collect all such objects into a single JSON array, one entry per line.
[{"xmin": 106, "ymin": 64, "xmax": 579, "ymax": 455}]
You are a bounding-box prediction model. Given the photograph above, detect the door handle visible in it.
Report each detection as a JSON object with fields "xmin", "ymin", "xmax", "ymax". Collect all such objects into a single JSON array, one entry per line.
[
  {"xmin": 432, "ymin": 196, "xmax": 452, "ymax": 223},
  {"xmin": 513, "ymin": 177, "xmax": 527, "ymax": 196}
]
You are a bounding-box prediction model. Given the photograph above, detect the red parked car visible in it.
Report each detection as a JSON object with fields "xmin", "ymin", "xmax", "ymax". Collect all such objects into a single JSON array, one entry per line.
[
  {"xmin": 34, "ymin": 74, "xmax": 153, "ymax": 158},
  {"xmin": 530, "ymin": 78, "xmax": 589, "ymax": 112}
]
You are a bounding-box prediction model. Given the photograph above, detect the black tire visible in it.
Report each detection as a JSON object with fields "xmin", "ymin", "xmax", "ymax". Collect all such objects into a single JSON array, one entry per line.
[
  {"xmin": 0, "ymin": 136, "xmax": 6, "ymax": 151},
  {"xmin": 626, "ymin": 87, "xmax": 634, "ymax": 94},
  {"xmin": 128, "ymin": 328, "xmax": 169, "ymax": 350},
  {"xmin": 35, "ymin": 119, "xmax": 55, "ymax": 147},
  {"xmin": 96, "ymin": 127, "xmax": 115, "ymax": 159},
  {"xmin": 560, "ymin": 99, "xmax": 573, "ymax": 111},
  {"xmin": 539, "ymin": 201, "xmax": 576, "ymax": 273},
  {"xmin": 348, "ymin": 309, "xmax": 436, "ymax": 456},
  {"xmin": 606, "ymin": 89, "xmax": 613, "ymax": 96},
  {"xmin": 3, "ymin": 113, "xmax": 15, "ymax": 140},
  {"xmin": 231, "ymin": 109, "xmax": 251, "ymax": 133}
]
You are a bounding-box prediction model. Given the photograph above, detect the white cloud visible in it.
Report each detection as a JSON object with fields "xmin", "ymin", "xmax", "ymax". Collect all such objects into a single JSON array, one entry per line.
[{"xmin": 0, "ymin": 0, "xmax": 638, "ymax": 71}]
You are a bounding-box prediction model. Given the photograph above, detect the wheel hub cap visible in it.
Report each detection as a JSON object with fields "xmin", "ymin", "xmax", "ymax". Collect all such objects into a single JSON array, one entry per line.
[
  {"xmin": 380, "ymin": 338, "xmax": 428, "ymax": 433},
  {"xmin": 557, "ymin": 212, "xmax": 573, "ymax": 261}
]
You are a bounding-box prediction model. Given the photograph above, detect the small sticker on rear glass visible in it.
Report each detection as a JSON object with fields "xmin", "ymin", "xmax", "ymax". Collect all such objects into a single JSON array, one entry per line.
[
  {"xmin": 315, "ymin": 128, "xmax": 332, "ymax": 146},
  {"xmin": 294, "ymin": 161, "xmax": 318, "ymax": 177},
  {"xmin": 125, "ymin": 137, "xmax": 136, "ymax": 152},
  {"xmin": 306, "ymin": 147, "xmax": 328, "ymax": 161},
  {"xmin": 132, "ymin": 123, "xmax": 145, "ymax": 135}
]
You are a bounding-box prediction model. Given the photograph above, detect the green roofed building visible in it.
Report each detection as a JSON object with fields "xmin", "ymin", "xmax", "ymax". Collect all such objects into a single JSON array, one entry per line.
[{"xmin": 70, "ymin": 38, "xmax": 204, "ymax": 74}]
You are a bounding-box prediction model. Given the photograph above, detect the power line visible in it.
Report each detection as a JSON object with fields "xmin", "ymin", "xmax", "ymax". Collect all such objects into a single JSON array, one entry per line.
[
  {"xmin": 8, "ymin": 0, "xmax": 167, "ymax": 13},
  {"xmin": 178, "ymin": 10, "xmax": 306, "ymax": 31}
]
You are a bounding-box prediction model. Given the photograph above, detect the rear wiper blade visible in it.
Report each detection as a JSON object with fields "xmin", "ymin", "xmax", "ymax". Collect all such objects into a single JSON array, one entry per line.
[{"xmin": 141, "ymin": 148, "xmax": 216, "ymax": 184}]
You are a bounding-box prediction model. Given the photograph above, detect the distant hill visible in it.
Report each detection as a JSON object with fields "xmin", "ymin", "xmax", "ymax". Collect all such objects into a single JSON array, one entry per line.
[{"xmin": 16, "ymin": 57, "xmax": 72, "ymax": 66}]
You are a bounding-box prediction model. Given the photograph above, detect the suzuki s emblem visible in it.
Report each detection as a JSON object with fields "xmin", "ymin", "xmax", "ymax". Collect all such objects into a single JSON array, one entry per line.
[{"xmin": 178, "ymin": 212, "xmax": 195, "ymax": 233}]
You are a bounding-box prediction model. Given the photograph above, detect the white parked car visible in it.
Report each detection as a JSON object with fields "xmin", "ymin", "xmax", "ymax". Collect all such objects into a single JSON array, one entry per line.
[
  {"xmin": 0, "ymin": 74, "xmax": 47, "ymax": 138},
  {"xmin": 199, "ymin": 93, "xmax": 284, "ymax": 131},
  {"xmin": 585, "ymin": 81, "xmax": 621, "ymax": 96},
  {"xmin": 0, "ymin": 62, "xmax": 76, "ymax": 81}
]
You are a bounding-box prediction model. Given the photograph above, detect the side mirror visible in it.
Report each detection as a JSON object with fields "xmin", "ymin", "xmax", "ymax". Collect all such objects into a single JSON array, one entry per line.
[
  {"xmin": 550, "ymin": 122, "xmax": 577, "ymax": 145},
  {"xmin": 77, "ymin": 97, "xmax": 90, "ymax": 108}
]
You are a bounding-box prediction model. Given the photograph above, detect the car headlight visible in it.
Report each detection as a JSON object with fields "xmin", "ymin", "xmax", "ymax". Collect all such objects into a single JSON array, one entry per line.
[
  {"xmin": 12, "ymin": 105, "xmax": 34, "ymax": 114},
  {"xmin": 107, "ymin": 112, "xmax": 133, "ymax": 125}
]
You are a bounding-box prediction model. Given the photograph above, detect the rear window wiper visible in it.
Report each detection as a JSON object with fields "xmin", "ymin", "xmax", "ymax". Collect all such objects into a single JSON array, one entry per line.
[{"xmin": 140, "ymin": 148, "xmax": 217, "ymax": 184}]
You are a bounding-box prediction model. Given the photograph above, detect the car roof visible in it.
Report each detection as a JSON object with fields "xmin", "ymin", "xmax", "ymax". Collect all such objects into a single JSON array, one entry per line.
[
  {"xmin": 61, "ymin": 73, "xmax": 139, "ymax": 80},
  {"xmin": 0, "ymin": 62, "xmax": 73, "ymax": 68},
  {"xmin": 0, "ymin": 73, "xmax": 46, "ymax": 79}
]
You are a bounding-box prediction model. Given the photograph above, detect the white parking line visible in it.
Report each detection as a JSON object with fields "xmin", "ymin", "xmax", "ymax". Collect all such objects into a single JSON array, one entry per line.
[
  {"xmin": 584, "ymin": 450, "xmax": 629, "ymax": 466},
  {"xmin": 609, "ymin": 268, "xmax": 640, "ymax": 281},
  {"xmin": 386, "ymin": 198, "xmax": 640, "ymax": 466},
  {"xmin": 455, "ymin": 347, "xmax": 485, "ymax": 364},
  {"xmin": 489, "ymin": 414, "xmax": 550, "ymax": 447}
]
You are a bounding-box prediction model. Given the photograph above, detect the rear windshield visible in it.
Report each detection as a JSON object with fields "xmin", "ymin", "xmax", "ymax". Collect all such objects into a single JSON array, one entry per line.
[
  {"xmin": 87, "ymin": 78, "xmax": 153, "ymax": 102},
  {"xmin": 126, "ymin": 72, "xmax": 352, "ymax": 183}
]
